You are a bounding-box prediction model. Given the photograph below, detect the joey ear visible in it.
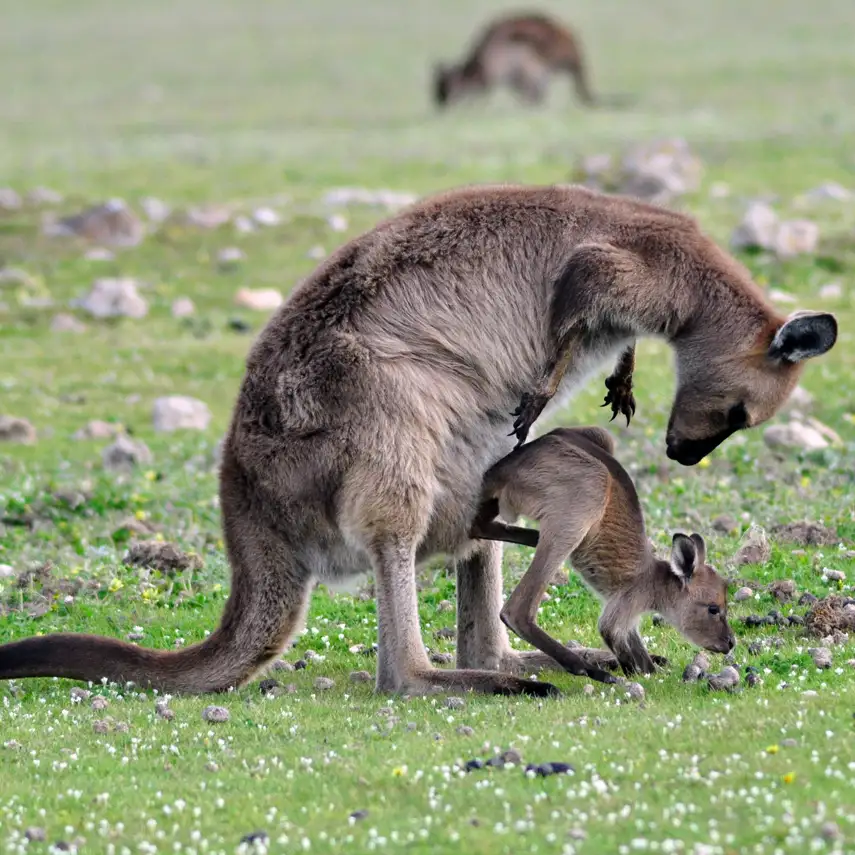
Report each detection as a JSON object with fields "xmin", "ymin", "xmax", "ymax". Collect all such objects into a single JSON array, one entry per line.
[
  {"xmin": 768, "ymin": 311, "xmax": 837, "ymax": 363},
  {"xmin": 670, "ymin": 533, "xmax": 697, "ymax": 582},
  {"xmin": 689, "ymin": 533, "xmax": 706, "ymax": 566}
]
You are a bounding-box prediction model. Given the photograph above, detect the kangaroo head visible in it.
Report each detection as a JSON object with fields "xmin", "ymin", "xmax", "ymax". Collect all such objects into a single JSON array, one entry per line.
[
  {"xmin": 659, "ymin": 533, "xmax": 735, "ymax": 654},
  {"xmin": 666, "ymin": 310, "xmax": 837, "ymax": 465}
]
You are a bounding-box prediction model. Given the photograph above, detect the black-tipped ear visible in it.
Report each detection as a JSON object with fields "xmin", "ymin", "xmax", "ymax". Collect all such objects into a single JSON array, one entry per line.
[
  {"xmin": 670, "ymin": 533, "xmax": 697, "ymax": 582},
  {"xmin": 689, "ymin": 533, "xmax": 706, "ymax": 566},
  {"xmin": 768, "ymin": 312, "xmax": 837, "ymax": 364}
]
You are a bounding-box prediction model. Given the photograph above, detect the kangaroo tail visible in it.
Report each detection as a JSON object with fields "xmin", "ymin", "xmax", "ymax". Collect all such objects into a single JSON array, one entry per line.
[{"xmin": 0, "ymin": 444, "xmax": 313, "ymax": 694}]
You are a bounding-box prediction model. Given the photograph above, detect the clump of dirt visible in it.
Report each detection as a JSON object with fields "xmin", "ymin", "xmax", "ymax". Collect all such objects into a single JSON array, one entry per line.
[
  {"xmin": 804, "ymin": 596, "xmax": 855, "ymax": 638},
  {"xmin": 771, "ymin": 521, "xmax": 842, "ymax": 547},
  {"xmin": 123, "ymin": 541, "xmax": 203, "ymax": 576}
]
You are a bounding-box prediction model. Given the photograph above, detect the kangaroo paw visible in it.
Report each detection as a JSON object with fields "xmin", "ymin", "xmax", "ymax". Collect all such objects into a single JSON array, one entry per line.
[
  {"xmin": 601, "ymin": 374, "xmax": 636, "ymax": 427},
  {"xmin": 509, "ymin": 391, "xmax": 550, "ymax": 446},
  {"xmin": 398, "ymin": 668, "xmax": 561, "ymax": 698}
]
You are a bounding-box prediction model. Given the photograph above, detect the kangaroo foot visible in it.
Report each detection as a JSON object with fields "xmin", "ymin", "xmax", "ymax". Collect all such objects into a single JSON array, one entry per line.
[
  {"xmin": 601, "ymin": 373, "xmax": 636, "ymax": 426},
  {"xmin": 397, "ymin": 668, "xmax": 561, "ymax": 698},
  {"xmin": 509, "ymin": 391, "xmax": 550, "ymax": 446}
]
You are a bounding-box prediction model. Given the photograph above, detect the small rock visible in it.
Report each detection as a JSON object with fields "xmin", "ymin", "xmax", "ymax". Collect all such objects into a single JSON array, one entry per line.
[
  {"xmin": 456, "ymin": 725, "xmax": 474, "ymax": 737},
  {"xmin": 156, "ymin": 705, "xmax": 175, "ymax": 721},
  {"xmin": 582, "ymin": 683, "xmax": 595, "ymax": 696},
  {"xmin": 252, "ymin": 207, "xmax": 281, "ymax": 227},
  {"xmin": 272, "ymin": 660, "xmax": 295, "ymax": 672},
  {"xmin": 171, "ymin": 297, "xmax": 195, "ymax": 318},
  {"xmin": 819, "ymin": 282, "xmax": 843, "ymax": 300},
  {"xmin": 768, "ymin": 289, "xmax": 798, "ymax": 304},
  {"xmin": 227, "ymin": 317, "xmax": 252, "ymax": 333},
  {"xmin": 488, "ymin": 748, "xmax": 523, "ymax": 767},
  {"xmin": 349, "ymin": 809, "xmax": 369, "ymax": 822},
  {"xmin": 45, "ymin": 199, "xmax": 144, "ymax": 247},
  {"xmin": 578, "ymin": 152, "xmax": 613, "ymax": 187},
  {"xmin": 772, "ymin": 522, "xmax": 839, "ymax": 547},
  {"xmin": 327, "ymin": 214, "xmax": 348, "ymax": 232},
  {"xmin": 626, "ymin": 682, "xmax": 645, "ymax": 701},
  {"xmin": 617, "ymin": 138, "xmax": 703, "ymax": 205},
  {"xmin": 682, "ymin": 664, "xmax": 703, "ymax": 683},
  {"xmin": 434, "ymin": 627, "xmax": 455, "ymax": 640},
  {"xmin": 124, "ymin": 541, "xmax": 202, "ymax": 575},
  {"xmin": 788, "ymin": 615, "xmax": 805, "ymax": 626},
  {"xmin": 27, "ymin": 186, "xmax": 63, "ymax": 205},
  {"xmin": 436, "ymin": 599, "xmax": 454, "ymax": 613},
  {"xmin": 152, "ymin": 396, "xmax": 212, "ymax": 432},
  {"xmin": 50, "ymin": 313, "xmax": 87, "ymax": 333},
  {"xmin": 73, "ymin": 420, "xmax": 122, "ymax": 441},
  {"xmin": 234, "ymin": 287, "xmax": 283, "ymax": 311},
  {"xmin": 808, "ymin": 647, "xmax": 832, "ymax": 669},
  {"xmin": 349, "ymin": 670, "xmax": 372, "ymax": 683},
  {"xmin": 774, "ymin": 220, "xmax": 819, "ymax": 258},
  {"xmin": 780, "ymin": 738, "xmax": 798, "ymax": 747},
  {"xmin": 70, "ymin": 687, "xmax": 91, "ymax": 702},
  {"xmin": 92, "ymin": 720, "xmax": 110, "ymax": 734},
  {"xmin": 798, "ymin": 593, "xmax": 819, "ymax": 605},
  {"xmin": 734, "ymin": 586, "xmax": 754, "ymax": 602},
  {"xmin": 464, "ymin": 758, "xmax": 485, "ymax": 772},
  {"xmin": 313, "ymin": 677, "xmax": 335, "ymax": 691},
  {"xmin": 201, "ymin": 705, "xmax": 230, "ymax": 723},
  {"xmin": 782, "ymin": 385, "xmax": 814, "ymax": 413},
  {"xmin": 708, "ymin": 666, "xmax": 740, "ymax": 691},
  {"xmin": 74, "ymin": 277, "xmax": 147, "ymax": 319},
  {"xmin": 651, "ymin": 614, "xmax": 665, "ymax": 627},
  {"xmin": 217, "ymin": 247, "xmax": 245, "ymax": 268},
  {"xmin": 24, "ymin": 828, "xmax": 46, "ymax": 843},
  {"xmin": 746, "ymin": 672, "xmax": 761, "ymax": 688},
  {"xmin": 0, "ymin": 188, "xmax": 22, "ymax": 210},
  {"xmin": 770, "ymin": 579, "xmax": 796, "ymax": 603},
  {"xmin": 90, "ymin": 697, "xmax": 109, "ymax": 711},
  {"xmin": 140, "ymin": 197, "xmax": 171, "ymax": 223},
  {"xmin": 430, "ymin": 652, "xmax": 453, "ymax": 665},
  {"xmin": 822, "ymin": 568, "xmax": 846, "ymax": 582},
  {"xmin": 692, "ymin": 652, "xmax": 710, "ymax": 672},
  {"xmin": 240, "ymin": 831, "xmax": 269, "ymax": 846},
  {"xmin": 805, "ymin": 182, "xmax": 851, "ymax": 202},
  {"xmin": 304, "ymin": 650, "xmax": 323, "ymax": 662},
  {"xmin": 102, "ymin": 435, "xmax": 152, "ymax": 471},
  {"xmin": 734, "ymin": 525, "xmax": 771, "ymax": 567},
  {"xmin": 731, "ymin": 202, "xmax": 778, "ymax": 251},
  {"xmin": 525, "ymin": 761, "xmax": 574, "ymax": 777},
  {"xmin": 805, "ymin": 417, "xmax": 843, "ymax": 446},
  {"xmin": 446, "ymin": 696, "xmax": 465, "ymax": 710},
  {"xmin": 293, "ymin": 659, "xmax": 308, "ymax": 670},
  {"xmin": 183, "ymin": 205, "xmax": 232, "ymax": 230},
  {"xmin": 820, "ymin": 822, "xmax": 841, "ymax": 842},
  {"xmin": 712, "ymin": 514, "xmax": 739, "ymax": 535},
  {"xmin": 258, "ymin": 679, "xmax": 280, "ymax": 695},
  {"xmin": 0, "ymin": 416, "xmax": 37, "ymax": 444}
]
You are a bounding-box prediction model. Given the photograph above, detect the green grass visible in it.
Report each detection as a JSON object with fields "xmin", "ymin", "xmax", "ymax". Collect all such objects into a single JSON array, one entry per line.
[{"xmin": 2, "ymin": 0, "xmax": 855, "ymax": 852}]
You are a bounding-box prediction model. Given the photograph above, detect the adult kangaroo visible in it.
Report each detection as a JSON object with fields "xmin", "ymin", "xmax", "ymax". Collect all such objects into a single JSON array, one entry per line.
[{"xmin": 0, "ymin": 185, "xmax": 837, "ymax": 697}]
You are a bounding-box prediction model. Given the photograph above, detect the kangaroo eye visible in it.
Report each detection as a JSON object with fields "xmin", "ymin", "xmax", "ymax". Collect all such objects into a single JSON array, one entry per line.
[{"xmin": 708, "ymin": 605, "xmax": 721, "ymax": 616}]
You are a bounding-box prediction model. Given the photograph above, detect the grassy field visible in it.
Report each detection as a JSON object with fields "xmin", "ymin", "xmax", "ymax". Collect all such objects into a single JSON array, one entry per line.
[{"xmin": 2, "ymin": 1, "xmax": 855, "ymax": 852}]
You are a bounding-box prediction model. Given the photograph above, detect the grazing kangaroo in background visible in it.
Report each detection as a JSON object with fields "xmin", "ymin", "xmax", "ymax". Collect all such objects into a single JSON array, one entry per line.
[
  {"xmin": 433, "ymin": 12, "xmax": 595, "ymax": 108},
  {"xmin": 471, "ymin": 426, "xmax": 735, "ymax": 677},
  {"xmin": 0, "ymin": 185, "xmax": 837, "ymax": 697}
]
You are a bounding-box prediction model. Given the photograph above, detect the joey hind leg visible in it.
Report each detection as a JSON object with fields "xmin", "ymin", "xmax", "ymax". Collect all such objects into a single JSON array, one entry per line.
[
  {"xmin": 500, "ymin": 525, "xmax": 618, "ymax": 685},
  {"xmin": 602, "ymin": 342, "xmax": 637, "ymax": 426}
]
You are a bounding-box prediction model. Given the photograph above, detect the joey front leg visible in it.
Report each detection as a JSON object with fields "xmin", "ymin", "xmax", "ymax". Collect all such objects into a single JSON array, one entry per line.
[
  {"xmin": 602, "ymin": 342, "xmax": 637, "ymax": 426},
  {"xmin": 599, "ymin": 601, "xmax": 657, "ymax": 676},
  {"xmin": 510, "ymin": 339, "xmax": 573, "ymax": 447}
]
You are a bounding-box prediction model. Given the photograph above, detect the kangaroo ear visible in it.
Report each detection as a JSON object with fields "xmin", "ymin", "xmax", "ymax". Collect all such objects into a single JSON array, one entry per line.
[
  {"xmin": 768, "ymin": 311, "xmax": 837, "ymax": 363},
  {"xmin": 670, "ymin": 533, "xmax": 697, "ymax": 582},
  {"xmin": 689, "ymin": 532, "xmax": 706, "ymax": 566}
]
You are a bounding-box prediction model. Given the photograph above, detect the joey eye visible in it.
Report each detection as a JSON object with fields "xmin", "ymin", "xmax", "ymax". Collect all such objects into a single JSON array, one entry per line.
[{"xmin": 708, "ymin": 605, "xmax": 721, "ymax": 616}]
